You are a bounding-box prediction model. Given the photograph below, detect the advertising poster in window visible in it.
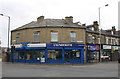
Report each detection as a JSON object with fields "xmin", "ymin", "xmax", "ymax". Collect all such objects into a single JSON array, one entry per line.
[
  {"xmin": 41, "ymin": 58, "xmax": 45, "ymax": 62},
  {"xmin": 76, "ymin": 52, "xmax": 80, "ymax": 57}
]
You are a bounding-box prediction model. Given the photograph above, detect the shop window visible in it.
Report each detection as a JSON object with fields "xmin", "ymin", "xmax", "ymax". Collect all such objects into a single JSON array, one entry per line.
[
  {"xmin": 65, "ymin": 50, "xmax": 80, "ymax": 59},
  {"xmin": 26, "ymin": 52, "xmax": 33, "ymax": 60},
  {"xmin": 88, "ymin": 51, "xmax": 99, "ymax": 60},
  {"xmin": 47, "ymin": 50, "xmax": 62, "ymax": 59},
  {"xmin": 18, "ymin": 52, "xmax": 25, "ymax": 60},
  {"xmin": 33, "ymin": 51, "xmax": 40, "ymax": 60},
  {"xmin": 33, "ymin": 31, "xmax": 39, "ymax": 42},
  {"xmin": 13, "ymin": 52, "xmax": 19, "ymax": 59},
  {"xmin": 70, "ymin": 32, "xmax": 76, "ymax": 42},
  {"xmin": 33, "ymin": 51, "xmax": 45, "ymax": 60},
  {"xmin": 16, "ymin": 33, "xmax": 20, "ymax": 43},
  {"xmin": 51, "ymin": 32, "xmax": 58, "ymax": 42}
]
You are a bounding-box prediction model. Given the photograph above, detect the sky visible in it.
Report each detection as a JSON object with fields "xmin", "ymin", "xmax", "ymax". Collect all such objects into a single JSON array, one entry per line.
[{"xmin": 0, "ymin": 0, "xmax": 119, "ymax": 47}]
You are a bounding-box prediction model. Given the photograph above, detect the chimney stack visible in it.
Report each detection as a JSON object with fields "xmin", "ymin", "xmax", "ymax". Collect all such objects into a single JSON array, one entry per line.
[
  {"xmin": 112, "ymin": 26, "xmax": 116, "ymax": 34},
  {"xmin": 82, "ymin": 24, "xmax": 86, "ymax": 26},
  {"xmin": 93, "ymin": 21, "xmax": 99, "ymax": 31},
  {"xmin": 37, "ymin": 16, "xmax": 44, "ymax": 22},
  {"xmin": 65, "ymin": 16, "xmax": 73, "ymax": 23}
]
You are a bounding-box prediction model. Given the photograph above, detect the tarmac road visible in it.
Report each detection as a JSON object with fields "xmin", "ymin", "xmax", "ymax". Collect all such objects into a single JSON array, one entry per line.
[{"xmin": 2, "ymin": 61, "xmax": 119, "ymax": 77}]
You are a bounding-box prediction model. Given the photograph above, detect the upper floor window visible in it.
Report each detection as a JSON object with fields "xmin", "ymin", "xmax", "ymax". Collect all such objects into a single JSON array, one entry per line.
[
  {"xmin": 33, "ymin": 31, "xmax": 39, "ymax": 42},
  {"xmin": 98, "ymin": 38, "xmax": 100, "ymax": 44},
  {"xmin": 16, "ymin": 33, "xmax": 20, "ymax": 43},
  {"xmin": 70, "ymin": 32, "xmax": 76, "ymax": 42},
  {"xmin": 87, "ymin": 34, "xmax": 92, "ymax": 43},
  {"xmin": 111, "ymin": 38, "xmax": 117, "ymax": 45},
  {"xmin": 51, "ymin": 31, "xmax": 58, "ymax": 42},
  {"xmin": 105, "ymin": 37, "xmax": 109, "ymax": 44},
  {"xmin": 92, "ymin": 36, "xmax": 95, "ymax": 44},
  {"xmin": 115, "ymin": 38, "xmax": 119, "ymax": 45}
]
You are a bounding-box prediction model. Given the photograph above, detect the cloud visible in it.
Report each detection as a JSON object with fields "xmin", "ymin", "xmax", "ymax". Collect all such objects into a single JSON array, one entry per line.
[{"xmin": 0, "ymin": 0, "xmax": 119, "ymax": 47}]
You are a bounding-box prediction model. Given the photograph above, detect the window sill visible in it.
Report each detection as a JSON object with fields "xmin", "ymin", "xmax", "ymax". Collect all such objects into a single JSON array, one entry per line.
[
  {"xmin": 32, "ymin": 42, "xmax": 41, "ymax": 43},
  {"xmin": 50, "ymin": 41, "xmax": 58, "ymax": 43},
  {"xmin": 70, "ymin": 41, "xmax": 77, "ymax": 43}
]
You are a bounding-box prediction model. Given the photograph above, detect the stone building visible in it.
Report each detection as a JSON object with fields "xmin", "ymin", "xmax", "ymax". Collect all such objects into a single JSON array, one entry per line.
[
  {"xmin": 11, "ymin": 16, "xmax": 86, "ymax": 64},
  {"xmin": 10, "ymin": 16, "xmax": 120, "ymax": 64}
]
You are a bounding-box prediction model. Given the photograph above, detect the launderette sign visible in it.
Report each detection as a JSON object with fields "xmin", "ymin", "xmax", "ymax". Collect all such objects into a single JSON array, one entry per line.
[{"xmin": 47, "ymin": 43, "xmax": 84, "ymax": 47}]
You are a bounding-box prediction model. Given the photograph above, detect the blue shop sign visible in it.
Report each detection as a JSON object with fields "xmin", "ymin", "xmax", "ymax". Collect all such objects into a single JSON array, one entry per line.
[{"xmin": 47, "ymin": 43, "xmax": 84, "ymax": 47}]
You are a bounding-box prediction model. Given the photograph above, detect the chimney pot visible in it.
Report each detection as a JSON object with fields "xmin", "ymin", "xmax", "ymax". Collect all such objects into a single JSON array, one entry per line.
[
  {"xmin": 37, "ymin": 16, "xmax": 44, "ymax": 22},
  {"xmin": 65, "ymin": 16, "xmax": 73, "ymax": 23}
]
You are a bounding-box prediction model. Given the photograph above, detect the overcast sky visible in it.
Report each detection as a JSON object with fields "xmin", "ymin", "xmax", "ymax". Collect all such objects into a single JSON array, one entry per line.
[{"xmin": 0, "ymin": 0, "xmax": 119, "ymax": 47}]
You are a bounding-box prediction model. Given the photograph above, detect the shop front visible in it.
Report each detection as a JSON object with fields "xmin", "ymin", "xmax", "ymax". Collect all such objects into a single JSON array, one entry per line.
[
  {"xmin": 111, "ymin": 46, "xmax": 119, "ymax": 61},
  {"xmin": 86, "ymin": 44, "xmax": 100, "ymax": 63},
  {"xmin": 46, "ymin": 43, "xmax": 84, "ymax": 64},
  {"xmin": 101, "ymin": 45, "xmax": 111, "ymax": 62},
  {"xmin": 10, "ymin": 43, "xmax": 84, "ymax": 64}
]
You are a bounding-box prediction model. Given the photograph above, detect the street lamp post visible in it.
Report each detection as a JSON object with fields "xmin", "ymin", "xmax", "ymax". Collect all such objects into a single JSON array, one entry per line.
[
  {"xmin": 99, "ymin": 4, "xmax": 108, "ymax": 62},
  {"xmin": 0, "ymin": 14, "xmax": 10, "ymax": 58}
]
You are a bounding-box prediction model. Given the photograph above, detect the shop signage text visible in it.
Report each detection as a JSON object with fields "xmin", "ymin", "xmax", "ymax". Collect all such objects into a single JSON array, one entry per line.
[
  {"xmin": 103, "ymin": 45, "xmax": 111, "ymax": 49},
  {"xmin": 47, "ymin": 43, "xmax": 84, "ymax": 47},
  {"xmin": 53, "ymin": 44, "xmax": 72, "ymax": 47}
]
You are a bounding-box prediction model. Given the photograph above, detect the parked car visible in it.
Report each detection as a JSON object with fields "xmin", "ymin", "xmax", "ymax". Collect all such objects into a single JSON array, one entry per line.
[{"xmin": 101, "ymin": 55, "xmax": 110, "ymax": 61}]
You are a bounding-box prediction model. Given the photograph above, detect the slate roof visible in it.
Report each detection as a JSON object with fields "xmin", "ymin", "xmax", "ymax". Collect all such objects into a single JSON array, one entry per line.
[
  {"xmin": 12, "ymin": 19, "xmax": 86, "ymax": 31},
  {"xmin": 86, "ymin": 25, "xmax": 120, "ymax": 37}
]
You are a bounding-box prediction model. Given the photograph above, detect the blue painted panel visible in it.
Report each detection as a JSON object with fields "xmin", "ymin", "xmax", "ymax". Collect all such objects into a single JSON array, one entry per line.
[
  {"xmin": 46, "ymin": 59, "xmax": 64, "ymax": 63},
  {"xmin": 81, "ymin": 49, "xmax": 84, "ymax": 63},
  {"xmin": 18, "ymin": 60, "xmax": 26, "ymax": 63},
  {"xmin": 64, "ymin": 47, "xmax": 82, "ymax": 49},
  {"xmin": 47, "ymin": 47, "xmax": 63, "ymax": 49},
  {"xmin": 26, "ymin": 47, "xmax": 45, "ymax": 49},
  {"xmin": 47, "ymin": 43, "xmax": 84, "ymax": 47},
  {"xmin": 13, "ymin": 59, "xmax": 19, "ymax": 62}
]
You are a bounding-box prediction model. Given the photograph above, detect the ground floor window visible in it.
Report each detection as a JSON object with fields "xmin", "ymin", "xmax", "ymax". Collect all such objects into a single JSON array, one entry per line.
[
  {"xmin": 47, "ymin": 49, "xmax": 62, "ymax": 59},
  {"xmin": 64, "ymin": 49, "xmax": 80, "ymax": 59},
  {"xmin": 91, "ymin": 51, "xmax": 99, "ymax": 60},
  {"xmin": 32, "ymin": 51, "xmax": 45, "ymax": 60},
  {"xmin": 13, "ymin": 52, "xmax": 19, "ymax": 59},
  {"xmin": 87, "ymin": 51, "xmax": 100, "ymax": 63},
  {"xmin": 18, "ymin": 51, "xmax": 25, "ymax": 60}
]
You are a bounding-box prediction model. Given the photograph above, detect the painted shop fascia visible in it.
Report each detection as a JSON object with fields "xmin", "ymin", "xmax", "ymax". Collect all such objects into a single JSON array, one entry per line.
[{"xmin": 10, "ymin": 42, "xmax": 85, "ymax": 64}]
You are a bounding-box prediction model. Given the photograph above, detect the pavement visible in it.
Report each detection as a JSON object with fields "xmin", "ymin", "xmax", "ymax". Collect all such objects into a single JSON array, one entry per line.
[{"xmin": 1, "ymin": 61, "xmax": 119, "ymax": 77}]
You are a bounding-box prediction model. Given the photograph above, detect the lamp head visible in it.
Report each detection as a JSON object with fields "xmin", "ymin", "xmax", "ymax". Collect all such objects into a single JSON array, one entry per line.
[
  {"xmin": 0, "ymin": 14, "xmax": 3, "ymax": 16},
  {"xmin": 105, "ymin": 4, "xmax": 109, "ymax": 6}
]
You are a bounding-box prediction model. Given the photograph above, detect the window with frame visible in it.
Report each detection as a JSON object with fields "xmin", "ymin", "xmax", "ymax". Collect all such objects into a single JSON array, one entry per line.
[
  {"xmin": 51, "ymin": 31, "xmax": 58, "ymax": 42},
  {"xmin": 116, "ymin": 38, "xmax": 119, "ymax": 45},
  {"xmin": 106, "ymin": 37, "xmax": 109, "ymax": 44},
  {"xmin": 87, "ymin": 34, "xmax": 92, "ymax": 43},
  {"xmin": 47, "ymin": 49, "xmax": 62, "ymax": 59},
  {"xmin": 16, "ymin": 33, "xmax": 20, "ymax": 43},
  {"xmin": 92, "ymin": 36, "xmax": 95, "ymax": 44},
  {"xmin": 98, "ymin": 38, "xmax": 100, "ymax": 44},
  {"xmin": 33, "ymin": 31, "xmax": 39, "ymax": 42},
  {"xmin": 70, "ymin": 32, "xmax": 76, "ymax": 42}
]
